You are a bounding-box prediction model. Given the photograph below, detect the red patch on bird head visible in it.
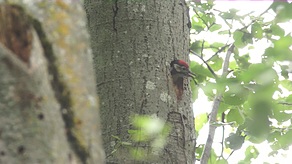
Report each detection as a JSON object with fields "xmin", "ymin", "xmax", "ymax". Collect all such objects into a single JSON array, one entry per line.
[{"xmin": 177, "ymin": 60, "xmax": 189, "ymax": 69}]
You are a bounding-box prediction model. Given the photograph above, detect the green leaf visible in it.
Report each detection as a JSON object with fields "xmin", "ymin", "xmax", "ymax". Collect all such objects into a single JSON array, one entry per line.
[
  {"xmin": 251, "ymin": 22, "xmax": 263, "ymax": 39},
  {"xmin": 206, "ymin": 13, "xmax": 216, "ymax": 26},
  {"xmin": 280, "ymin": 65, "xmax": 289, "ymax": 79},
  {"xmin": 270, "ymin": 1, "xmax": 285, "ymax": 12},
  {"xmin": 272, "ymin": 107, "xmax": 292, "ymax": 122},
  {"xmin": 219, "ymin": 9, "xmax": 238, "ymax": 20},
  {"xmin": 191, "ymin": 16, "xmax": 205, "ymax": 32},
  {"xmin": 208, "ymin": 149, "xmax": 218, "ymax": 164},
  {"xmin": 274, "ymin": 35, "xmax": 292, "ymax": 51},
  {"xmin": 201, "ymin": 3, "xmax": 213, "ymax": 10},
  {"xmin": 270, "ymin": 141, "xmax": 282, "ymax": 151},
  {"xmin": 233, "ymin": 30, "xmax": 245, "ymax": 48},
  {"xmin": 239, "ymin": 63, "xmax": 277, "ymax": 84},
  {"xmin": 264, "ymin": 36, "xmax": 292, "ymax": 61},
  {"xmin": 220, "ymin": 12, "xmax": 234, "ymax": 19},
  {"xmin": 242, "ymin": 31, "xmax": 253, "ymax": 45},
  {"xmin": 248, "ymin": 45, "xmax": 254, "ymax": 50},
  {"xmin": 265, "ymin": 47, "xmax": 292, "ymax": 62},
  {"xmin": 222, "ymin": 78, "xmax": 249, "ymax": 105},
  {"xmin": 267, "ymin": 131, "xmax": 281, "ymax": 143},
  {"xmin": 195, "ymin": 113, "xmax": 208, "ymax": 132},
  {"xmin": 226, "ymin": 108, "xmax": 244, "ymax": 124},
  {"xmin": 268, "ymin": 150, "xmax": 279, "ymax": 157},
  {"xmin": 201, "ymin": 81, "xmax": 217, "ymax": 98},
  {"xmin": 207, "ymin": 0, "xmax": 214, "ymax": 6},
  {"xmin": 270, "ymin": 24, "xmax": 285, "ymax": 37},
  {"xmin": 192, "ymin": 25, "xmax": 205, "ymax": 33},
  {"xmin": 244, "ymin": 146, "xmax": 259, "ymax": 160},
  {"xmin": 287, "ymin": 95, "xmax": 292, "ymax": 103},
  {"xmin": 218, "ymin": 102, "xmax": 230, "ymax": 113},
  {"xmin": 209, "ymin": 56, "xmax": 223, "ymax": 71},
  {"xmin": 280, "ymin": 80, "xmax": 292, "ymax": 90},
  {"xmin": 246, "ymin": 100, "xmax": 272, "ymax": 143},
  {"xmin": 229, "ymin": 61, "xmax": 238, "ymax": 70},
  {"xmin": 218, "ymin": 30, "xmax": 230, "ymax": 35},
  {"xmin": 212, "ymin": 42, "xmax": 225, "ymax": 48},
  {"xmin": 223, "ymin": 91, "xmax": 248, "ymax": 106},
  {"xmin": 278, "ymin": 130, "xmax": 292, "ymax": 149},
  {"xmin": 234, "ymin": 54, "xmax": 251, "ymax": 69},
  {"xmin": 225, "ymin": 133, "xmax": 245, "ymax": 150},
  {"xmin": 271, "ymin": 2, "xmax": 292, "ymax": 23},
  {"xmin": 190, "ymin": 41, "xmax": 203, "ymax": 53},
  {"xmin": 216, "ymin": 158, "xmax": 228, "ymax": 164},
  {"xmin": 229, "ymin": 8, "xmax": 239, "ymax": 14},
  {"xmin": 191, "ymin": 64, "xmax": 214, "ymax": 79},
  {"xmin": 210, "ymin": 24, "xmax": 222, "ymax": 32},
  {"xmin": 195, "ymin": 144, "xmax": 204, "ymax": 159}
]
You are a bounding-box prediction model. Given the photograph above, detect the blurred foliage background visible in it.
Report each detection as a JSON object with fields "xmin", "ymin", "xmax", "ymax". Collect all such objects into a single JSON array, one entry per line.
[{"xmin": 189, "ymin": 0, "xmax": 292, "ymax": 163}]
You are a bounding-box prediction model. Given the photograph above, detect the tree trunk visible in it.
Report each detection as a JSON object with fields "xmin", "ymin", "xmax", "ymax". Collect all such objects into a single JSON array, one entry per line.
[
  {"xmin": 85, "ymin": 0, "xmax": 195, "ymax": 163},
  {"xmin": 0, "ymin": 2, "xmax": 104, "ymax": 164}
]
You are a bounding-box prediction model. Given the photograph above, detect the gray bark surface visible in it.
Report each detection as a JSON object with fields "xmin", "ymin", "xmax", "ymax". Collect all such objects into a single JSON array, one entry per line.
[
  {"xmin": 85, "ymin": 0, "xmax": 195, "ymax": 163},
  {"xmin": 0, "ymin": 2, "xmax": 104, "ymax": 164}
]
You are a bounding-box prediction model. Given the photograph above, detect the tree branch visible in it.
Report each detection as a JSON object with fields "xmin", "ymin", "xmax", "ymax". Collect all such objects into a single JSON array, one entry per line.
[
  {"xmin": 206, "ymin": 44, "xmax": 230, "ymax": 62},
  {"xmin": 200, "ymin": 44, "xmax": 234, "ymax": 164},
  {"xmin": 190, "ymin": 50, "xmax": 218, "ymax": 80}
]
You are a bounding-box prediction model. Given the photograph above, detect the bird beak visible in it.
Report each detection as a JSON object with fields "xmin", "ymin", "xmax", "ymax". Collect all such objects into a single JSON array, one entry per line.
[
  {"xmin": 188, "ymin": 71, "xmax": 196, "ymax": 77},
  {"xmin": 188, "ymin": 71, "xmax": 198, "ymax": 85}
]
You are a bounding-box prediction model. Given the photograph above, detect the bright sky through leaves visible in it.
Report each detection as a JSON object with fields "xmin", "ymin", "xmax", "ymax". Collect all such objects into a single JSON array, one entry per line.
[{"xmin": 191, "ymin": 1, "xmax": 292, "ymax": 163}]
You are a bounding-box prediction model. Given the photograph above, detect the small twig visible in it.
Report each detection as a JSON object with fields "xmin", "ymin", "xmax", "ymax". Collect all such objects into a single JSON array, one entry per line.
[
  {"xmin": 201, "ymin": 40, "xmax": 205, "ymax": 58},
  {"xmin": 226, "ymin": 150, "xmax": 235, "ymax": 161},
  {"xmin": 200, "ymin": 44, "xmax": 234, "ymax": 164},
  {"xmin": 193, "ymin": 9, "xmax": 210, "ymax": 29},
  {"xmin": 206, "ymin": 44, "xmax": 230, "ymax": 62},
  {"xmin": 278, "ymin": 102, "xmax": 292, "ymax": 106},
  {"xmin": 239, "ymin": 7, "xmax": 270, "ymax": 32},
  {"xmin": 190, "ymin": 50, "xmax": 218, "ymax": 80},
  {"xmin": 190, "ymin": 76, "xmax": 198, "ymax": 85},
  {"xmin": 220, "ymin": 113, "xmax": 225, "ymax": 158}
]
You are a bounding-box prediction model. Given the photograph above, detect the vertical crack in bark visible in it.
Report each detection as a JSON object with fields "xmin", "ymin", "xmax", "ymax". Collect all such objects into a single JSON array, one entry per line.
[
  {"xmin": 169, "ymin": 0, "xmax": 176, "ymax": 57},
  {"xmin": 140, "ymin": 76, "xmax": 147, "ymax": 114},
  {"xmin": 179, "ymin": 0, "xmax": 191, "ymax": 29},
  {"xmin": 31, "ymin": 18, "xmax": 89, "ymax": 164},
  {"xmin": 179, "ymin": 1, "xmax": 185, "ymax": 34},
  {"xmin": 168, "ymin": 21, "xmax": 176, "ymax": 58},
  {"xmin": 112, "ymin": 0, "xmax": 119, "ymax": 32}
]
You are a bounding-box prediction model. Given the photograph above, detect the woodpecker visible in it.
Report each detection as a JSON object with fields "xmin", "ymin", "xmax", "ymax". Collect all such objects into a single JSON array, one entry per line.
[
  {"xmin": 170, "ymin": 60, "xmax": 196, "ymax": 80},
  {"xmin": 170, "ymin": 59, "xmax": 196, "ymax": 100}
]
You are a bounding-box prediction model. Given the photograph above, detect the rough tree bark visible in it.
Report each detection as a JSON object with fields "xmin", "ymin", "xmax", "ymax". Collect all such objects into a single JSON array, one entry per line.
[
  {"xmin": 85, "ymin": 0, "xmax": 195, "ymax": 163},
  {"xmin": 0, "ymin": 1, "xmax": 104, "ymax": 163}
]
